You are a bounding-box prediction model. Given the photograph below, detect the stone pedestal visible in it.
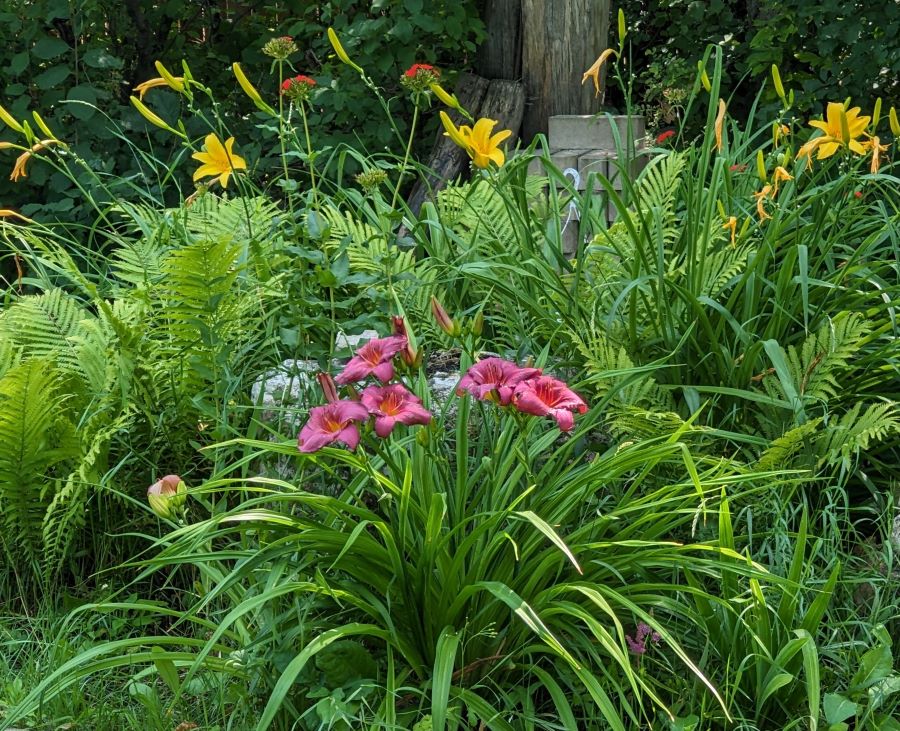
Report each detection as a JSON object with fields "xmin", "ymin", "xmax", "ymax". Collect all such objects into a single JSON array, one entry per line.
[{"xmin": 528, "ymin": 115, "xmax": 649, "ymax": 254}]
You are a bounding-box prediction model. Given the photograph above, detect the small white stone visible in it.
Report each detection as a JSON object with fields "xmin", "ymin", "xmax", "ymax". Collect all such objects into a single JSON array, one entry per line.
[{"xmin": 335, "ymin": 329, "xmax": 379, "ymax": 351}]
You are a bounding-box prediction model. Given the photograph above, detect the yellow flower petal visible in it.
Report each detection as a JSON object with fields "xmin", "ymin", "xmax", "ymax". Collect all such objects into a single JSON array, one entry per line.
[{"xmin": 817, "ymin": 140, "xmax": 840, "ymax": 159}]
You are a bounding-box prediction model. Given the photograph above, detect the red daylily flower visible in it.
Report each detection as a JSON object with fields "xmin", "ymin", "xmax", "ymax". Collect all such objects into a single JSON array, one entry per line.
[
  {"xmin": 360, "ymin": 384, "xmax": 432, "ymax": 438},
  {"xmin": 457, "ymin": 357, "xmax": 542, "ymax": 406},
  {"xmin": 298, "ymin": 400, "xmax": 369, "ymax": 453},
  {"xmin": 336, "ymin": 334, "xmax": 409, "ymax": 384},
  {"xmin": 512, "ymin": 376, "xmax": 587, "ymax": 432},
  {"xmin": 729, "ymin": 163, "xmax": 747, "ymax": 172}
]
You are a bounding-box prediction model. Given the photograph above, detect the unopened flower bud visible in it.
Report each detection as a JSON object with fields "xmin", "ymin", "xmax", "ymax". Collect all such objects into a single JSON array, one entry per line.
[
  {"xmin": 431, "ymin": 296, "xmax": 459, "ymax": 336},
  {"xmin": 262, "ymin": 35, "xmax": 298, "ymax": 61},
  {"xmin": 147, "ymin": 474, "xmax": 186, "ymax": 519},
  {"xmin": 401, "ymin": 63, "xmax": 440, "ymax": 94},
  {"xmin": 355, "ymin": 169, "xmax": 388, "ymax": 192},
  {"xmin": 471, "ymin": 311, "xmax": 484, "ymax": 336},
  {"xmin": 317, "ymin": 372, "xmax": 338, "ymax": 403}
]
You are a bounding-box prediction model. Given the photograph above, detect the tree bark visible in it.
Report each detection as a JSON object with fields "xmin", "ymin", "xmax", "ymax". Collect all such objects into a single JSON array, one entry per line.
[
  {"xmin": 520, "ymin": 0, "xmax": 611, "ymax": 143},
  {"xmin": 476, "ymin": 0, "xmax": 523, "ymax": 79},
  {"xmin": 406, "ymin": 73, "xmax": 490, "ymax": 215}
]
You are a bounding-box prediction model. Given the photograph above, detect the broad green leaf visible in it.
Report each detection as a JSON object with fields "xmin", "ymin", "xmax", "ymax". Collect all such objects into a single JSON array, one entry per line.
[
  {"xmin": 32, "ymin": 36, "xmax": 69, "ymax": 60},
  {"xmin": 823, "ymin": 693, "xmax": 858, "ymax": 724}
]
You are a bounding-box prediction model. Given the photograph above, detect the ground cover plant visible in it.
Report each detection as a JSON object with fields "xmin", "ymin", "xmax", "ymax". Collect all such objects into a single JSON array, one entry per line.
[{"xmin": 1, "ymin": 10, "xmax": 899, "ymax": 731}]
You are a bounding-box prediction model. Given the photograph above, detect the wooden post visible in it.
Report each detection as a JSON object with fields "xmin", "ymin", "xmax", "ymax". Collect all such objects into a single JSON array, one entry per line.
[
  {"xmin": 476, "ymin": 0, "xmax": 523, "ymax": 79},
  {"xmin": 520, "ymin": 0, "xmax": 611, "ymax": 143}
]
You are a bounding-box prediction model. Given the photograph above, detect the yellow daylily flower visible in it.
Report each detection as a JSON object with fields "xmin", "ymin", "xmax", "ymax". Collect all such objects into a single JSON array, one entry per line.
[
  {"xmin": 191, "ymin": 133, "xmax": 247, "ymax": 188},
  {"xmin": 467, "ymin": 118, "xmax": 512, "ymax": 168},
  {"xmin": 772, "ymin": 165, "xmax": 793, "ymax": 195},
  {"xmin": 722, "ymin": 216, "xmax": 737, "ymax": 246},
  {"xmin": 806, "ymin": 102, "xmax": 870, "ymax": 158},
  {"xmin": 441, "ymin": 112, "xmax": 511, "ymax": 169},
  {"xmin": 754, "ymin": 184, "xmax": 773, "ymax": 221},
  {"xmin": 9, "ymin": 139, "xmax": 59, "ymax": 182},
  {"xmin": 714, "ymin": 98, "xmax": 726, "ymax": 152},
  {"xmin": 582, "ymin": 48, "xmax": 617, "ymax": 98}
]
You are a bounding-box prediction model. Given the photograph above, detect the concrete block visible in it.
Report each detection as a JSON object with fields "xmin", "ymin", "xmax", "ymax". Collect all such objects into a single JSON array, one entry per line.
[
  {"xmin": 549, "ymin": 115, "xmax": 646, "ymax": 151},
  {"xmin": 527, "ymin": 149, "xmax": 590, "ymax": 176},
  {"xmin": 576, "ymin": 150, "xmax": 614, "ymax": 190}
]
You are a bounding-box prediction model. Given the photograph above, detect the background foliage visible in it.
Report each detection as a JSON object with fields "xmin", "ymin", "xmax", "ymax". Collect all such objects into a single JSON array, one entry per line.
[
  {"xmin": 613, "ymin": 0, "xmax": 900, "ymax": 132},
  {"xmin": 0, "ymin": 0, "xmax": 484, "ymax": 222}
]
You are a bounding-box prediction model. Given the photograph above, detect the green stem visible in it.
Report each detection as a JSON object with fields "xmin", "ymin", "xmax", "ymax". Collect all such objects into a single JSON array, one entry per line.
[
  {"xmin": 390, "ymin": 103, "xmax": 419, "ymax": 211},
  {"xmin": 277, "ymin": 60, "xmax": 294, "ymax": 217},
  {"xmin": 299, "ymin": 102, "xmax": 319, "ymax": 208}
]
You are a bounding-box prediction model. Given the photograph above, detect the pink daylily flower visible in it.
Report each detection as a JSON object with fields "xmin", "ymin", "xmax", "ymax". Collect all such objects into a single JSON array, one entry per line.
[
  {"xmin": 335, "ymin": 334, "xmax": 408, "ymax": 384},
  {"xmin": 360, "ymin": 384, "xmax": 432, "ymax": 438},
  {"xmin": 298, "ymin": 400, "xmax": 370, "ymax": 452},
  {"xmin": 456, "ymin": 357, "xmax": 542, "ymax": 406},
  {"xmin": 512, "ymin": 375, "xmax": 588, "ymax": 432}
]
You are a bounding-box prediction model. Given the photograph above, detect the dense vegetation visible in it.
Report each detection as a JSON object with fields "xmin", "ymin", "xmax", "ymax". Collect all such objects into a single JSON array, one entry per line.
[{"xmin": 1, "ymin": 6, "xmax": 899, "ymax": 731}]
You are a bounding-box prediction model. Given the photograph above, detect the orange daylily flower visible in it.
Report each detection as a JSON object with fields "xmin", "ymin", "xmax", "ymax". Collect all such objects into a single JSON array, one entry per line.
[
  {"xmin": 9, "ymin": 139, "xmax": 60, "ymax": 182},
  {"xmin": 864, "ymin": 136, "xmax": 888, "ymax": 173},
  {"xmin": 0, "ymin": 209, "xmax": 33, "ymax": 223},
  {"xmin": 582, "ymin": 49, "xmax": 617, "ymax": 98},
  {"xmin": 754, "ymin": 184, "xmax": 773, "ymax": 221},
  {"xmin": 772, "ymin": 166, "xmax": 793, "ymax": 195},
  {"xmin": 714, "ymin": 98, "xmax": 726, "ymax": 152},
  {"xmin": 722, "ymin": 216, "xmax": 737, "ymax": 246}
]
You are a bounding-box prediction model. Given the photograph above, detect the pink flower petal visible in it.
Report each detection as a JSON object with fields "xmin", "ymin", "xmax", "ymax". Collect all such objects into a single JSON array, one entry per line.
[
  {"xmin": 553, "ymin": 409, "xmax": 575, "ymax": 432},
  {"xmin": 374, "ymin": 415, "xmax": 397, "ymax": 438},
  {"xmin": 372, "ymin": 360, "xmax": 395, "ymax": 383},
  {"xmin": 337, "ymin": 424, "xmax": 361, "ymax": 450}
]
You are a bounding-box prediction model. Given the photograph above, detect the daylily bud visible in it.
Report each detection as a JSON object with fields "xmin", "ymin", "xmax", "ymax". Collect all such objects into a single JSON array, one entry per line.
[
  {"xmin": 890, "ymin": 107, "xmax": 900, "ymax": 135},
  {"xmin": 233, "ymin": 63, "xmax": 277, "ymax": 115},
  {"xmin": 327, "ymin": 28, "xmax": 364, "ymax": 74},
  {"xmin": 154, "ymin": 61, "xmax": 185, "ymax": 93},
  {"xmin": 430, "ymin": 83, "xmax": 461, "ymax": 111},
  {"xmin": 471, "ymin": 310, "xmax": 484, "ymax": 337},
  {"xmin": 130, "ymin": 96, "xmax": 185, "ymax": 137},
  {"xmin": 871, "ymin": 98, "xmax": 882, "ymax": 130},
  {"xmin": 31, "ymin": 111, "xmax": 56, "ymax": 140},
  {"xmin": 698, "ymin": 61, "xmax": 711, "ymax": 92},
  {"xmin": 0, "ymin": 103, "xmax": 24, "ymax": 134},
  {"xmin": 317, "ymin": 372, "xmax": 339, "ymax": 403},
  {"xmin": 391, "ymin": 315, "xmax": 421, "ymax": 367},
  {"xmin": 756, "ymin": 149, "xmax": 767, "ymax": 182},
  {"xmin": 771, "ymin": 64, "xmax": 785, "ymax": 102},
  {"xmin": 147, "ymin": 474, "xmax": 187, "ymax": 519},
  {"xmin": 617, "ymin": 8, "xmax": 627, "ymax": 46},
  {"xmin": 431, "ymin": 296, "xmax": 459, "ymax": 337}
]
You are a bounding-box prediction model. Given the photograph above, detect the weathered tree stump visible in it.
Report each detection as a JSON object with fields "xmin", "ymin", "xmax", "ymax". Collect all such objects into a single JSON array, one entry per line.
[
  {"xmin": 407, "ymin": 76, "xmax": 525, "ymax": 215},
  {"xmin": 521, "ymin": 0, "xmax": 611, "ymax": 141}
]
